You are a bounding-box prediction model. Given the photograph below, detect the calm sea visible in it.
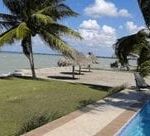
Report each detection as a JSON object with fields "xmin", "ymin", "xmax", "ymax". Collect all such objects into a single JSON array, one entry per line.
[{"xmin": 0, "ymin": 52, "xmax": 136, "ymax": 74}]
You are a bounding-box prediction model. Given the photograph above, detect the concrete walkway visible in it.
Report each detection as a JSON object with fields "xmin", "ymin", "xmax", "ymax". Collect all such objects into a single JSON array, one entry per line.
[
  {"xmin": 24, "ymin": 89, "xmax": 149, "ymax": 136},
  {"xmin": 17, "ymin": 67, "xmax": 138, "ymax": 87}
]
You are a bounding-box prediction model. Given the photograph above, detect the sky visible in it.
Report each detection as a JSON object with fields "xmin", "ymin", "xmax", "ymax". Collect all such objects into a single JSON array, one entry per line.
[{"xmin": 0, "ymin": 0, "xmax": 146, "ymax": 57}]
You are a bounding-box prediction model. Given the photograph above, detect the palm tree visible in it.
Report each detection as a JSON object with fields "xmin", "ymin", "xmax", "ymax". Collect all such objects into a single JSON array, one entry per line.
[
  {"xmin": 113, "ymin": 0, "xmax": 150, "ymax": 72},
  {"xmin": 0, "ymin": 0, "xmax": 82, "ymax": 78},
  {"xmin": 113, "ymin": 29, "xmax": 149, "ymax": 68}
]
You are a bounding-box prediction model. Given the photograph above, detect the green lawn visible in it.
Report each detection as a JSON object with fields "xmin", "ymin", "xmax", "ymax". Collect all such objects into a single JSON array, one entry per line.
[{"xmin": 0, "ymin": 78, "xmax": 109, "ymax": 136}]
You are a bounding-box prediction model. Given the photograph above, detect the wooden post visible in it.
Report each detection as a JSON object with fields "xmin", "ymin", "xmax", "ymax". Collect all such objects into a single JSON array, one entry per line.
[
  {"xmin": 72, "ymin": 65, "xmax": 75, "ymax": 79},
  {"xmin": 79, "ymin": 65, "xmax": 81, "ymax": 75},
  {"xmin": 88, "ymin": 65, "xmax": 91, "ymax": 72}
]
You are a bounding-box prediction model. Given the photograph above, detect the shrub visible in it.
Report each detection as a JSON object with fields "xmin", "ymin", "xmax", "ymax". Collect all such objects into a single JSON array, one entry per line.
[
  {"xmin": 15, "ymin": 112, "xmax": 61, "ymax": 136},
  {"xmin": 139, "ymin": 60, "xmax": 150, "ymax": 77},
  {"xmin": 108, "ymin": 84, "xmax": 127, "ymax": 95}
]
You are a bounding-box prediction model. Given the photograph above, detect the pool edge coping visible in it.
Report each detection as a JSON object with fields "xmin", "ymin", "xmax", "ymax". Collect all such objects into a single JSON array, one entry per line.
[{"xmin": 114, "ymin": 100, "xmax": 149, "ymax": 136}]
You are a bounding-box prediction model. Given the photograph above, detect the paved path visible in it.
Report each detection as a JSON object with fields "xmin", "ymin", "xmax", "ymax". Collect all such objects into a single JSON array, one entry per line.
[
  {"xmin": 18, "ymin": 67, "xmax": 138, "ymax": 87},
  {"xmin": 24, "ymin": 89, "xmax": 149, "ymax": 136}
]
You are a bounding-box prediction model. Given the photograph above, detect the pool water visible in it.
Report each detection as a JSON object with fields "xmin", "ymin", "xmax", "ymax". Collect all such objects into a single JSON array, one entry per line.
[{"xmin": 118, "ymin": 101, "xmax": 150, "ymax": 136}]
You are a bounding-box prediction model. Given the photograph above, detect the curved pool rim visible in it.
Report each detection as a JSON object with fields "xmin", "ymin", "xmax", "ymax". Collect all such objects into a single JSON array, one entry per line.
[{"xmin": 115, "ymin": 100, "xmax": 149, "ymax": 136}]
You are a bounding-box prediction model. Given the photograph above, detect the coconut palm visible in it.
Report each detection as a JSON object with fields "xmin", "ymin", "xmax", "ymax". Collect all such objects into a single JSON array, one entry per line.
[
  {"xmin": 113, "ymin": 29, "xmax": 149, "ymax": 68},
  {"xmin": 0, "ymin": 0, "xmax": 82, "ymax": 78},
  {"xmin": 113, "ymin": 0, "xmax": 150, "ymax": 73}
]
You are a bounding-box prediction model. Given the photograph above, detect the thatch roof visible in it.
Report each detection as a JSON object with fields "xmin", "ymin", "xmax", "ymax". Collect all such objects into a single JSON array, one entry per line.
[{"xmin": 57, "ymin": 50, "xmax": 98, "ymax": 67}]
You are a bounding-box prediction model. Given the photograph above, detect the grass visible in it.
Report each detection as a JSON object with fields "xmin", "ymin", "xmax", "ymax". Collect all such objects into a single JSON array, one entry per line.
[{"xmin": 0, "ymin": 78, "xmax": 110, "ymax": 136}]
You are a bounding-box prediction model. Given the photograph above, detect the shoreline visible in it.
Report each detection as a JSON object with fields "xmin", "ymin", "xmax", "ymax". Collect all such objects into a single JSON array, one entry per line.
[
  {"xmin": 11, "ymin": 66, "xmax": 137, "ymax": 87},
  {"xmin": 0, "ymin": 51, "xmax": 116, "ymax": 59},
  {"xmin": 0, "ymin": 51, "xmax": 138, "ymax": 60}
]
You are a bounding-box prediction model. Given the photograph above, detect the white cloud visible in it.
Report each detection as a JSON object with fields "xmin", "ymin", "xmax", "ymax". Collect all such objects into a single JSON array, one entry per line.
[
  {"xmin": 84, "ymin": 0, "xmax": 131, "ymax": 18},
  {"xmin": 78, "ymin": 19, "xmax": 117, "ymax": 47},
  {"xmin": 79, "ymin": 19, "xmax": 100, "ymax": 30},
  {"xmin": 118, "ymin": 9, "xmax": 131, "ymax": 17},
  {"xmin": 126, "ymin": 21, "xmax": 145, "ymax": 34}
]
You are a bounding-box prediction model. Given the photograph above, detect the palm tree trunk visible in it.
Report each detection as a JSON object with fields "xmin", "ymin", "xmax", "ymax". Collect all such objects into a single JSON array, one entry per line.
[
  {"xmin": 29, "ymin": 51, "xmax": 36, "ymax": 78},
  {"xmin": 22, "ymin": 36, "xmax": 36, "ymax": 79}
]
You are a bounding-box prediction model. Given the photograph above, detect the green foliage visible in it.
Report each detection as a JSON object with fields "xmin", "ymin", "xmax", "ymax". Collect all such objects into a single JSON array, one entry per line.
[
  {"xmin": 0, "ymin": 0, "xmax": 82, "ymax": 77},
  {"xmin": 114, "ymin": 33, "xmax": 139, "ymax": 65},
  {"xmin": 49, "ymin": 23, "xmax": 82, "ymax": 39},
  {"xmin": 114, "ymin": 29, "xmax": 149, "ymax": 67},
  {"xmin": 16, "ymin": 22, "xmax": 31, "ymax": 39},
  {"xmin": 16, "ymin": 112, "xmax": 61, "ymax": 136},
  {"xmin": 137, "ymin": 46, "xmax": 150, "ymax": 77},
  {"xmin": 0, "ymin": 0, "xmax": 81, "ymax": 57},
  {"xmin": 0, "ymin": 23, "xmax": 31, "ymax": 46},
  {"xmin": 139, "ymin": 60, "xmax": 150, "ymax": 77},
  {"xmin": 40, "ymin": 30, "xmax": 75, "ymax": 59},
  {"xmin": 32, "ymin": 13, "xmax": 54, "ymax": 25},
  {"xmin": 138, "ymin": 46, "xmax": 150, "ymax": 66},
  {"xmin": 0, "ymin": 26, "xmax": 18, "ymax": 46},
  {"xmin": 113, "ymin": 0, "xmax": 150, "ymax": 76},
  {"xmin": 37, "ymin": 4, "xmax": 78, "ymax": 20},
  {"xmin": 108, "ymin": 84, "xmax": 127, "ymax": 95}
]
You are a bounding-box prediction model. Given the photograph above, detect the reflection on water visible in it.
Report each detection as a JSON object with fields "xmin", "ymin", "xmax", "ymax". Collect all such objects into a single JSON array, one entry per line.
[{"xmin": 0, "ymin": 52, "xmax": 137, "ymax": 74}]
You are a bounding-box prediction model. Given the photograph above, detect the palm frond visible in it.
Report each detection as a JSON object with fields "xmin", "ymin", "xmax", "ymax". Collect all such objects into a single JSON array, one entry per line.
[
  {"xmin": 2, "ymin": 0, "xmax": 24, "ymax": 16},
  {"xmin": 114, "ymin": 30, "xmax": 147, "ymax": 65},
  {"xmin": 114, "ymin": 30, "xmax": 148, "ymax": 54},
  {"xmin": 0, "ymin": 20, "xmax": 19, "ymax": 30},
  {"xmin": 0, "ymin": 13, "xmax": 18, "ymax": 21},
  {"xmin": 34, "ymin": 0, "xmax": 65, "ymax": 10},
  {"xmin": 16, "ymin": 22, "xmax": 31, "ymax": 39},
  {"xmin": 32, "ymin": 13, "xmax": 55, "ymax": 25},
  {"xmin": 47, "ymin": 23, "xmax": 82, "ymax": 39},
  {"xmin": 138, "ymin": 0, "xmax": 150, "ymax": 28},
  {"xmin": 40, "ymin": 30, "xmax": 75, "ymax": 58},
  {"xmin": 114, "ymin": 34, "xmax": 138, "ymax": 56},
  {"xmin": 0, "ymin": 26, "xmax": 18, "ymax": 46},
  {"xmin": 57, "ymin": 4, "xmax": 78, "ymax": 17},
  {"xmin": 37, "ymin": 4, "xmax": 78, "ymax": 20}
]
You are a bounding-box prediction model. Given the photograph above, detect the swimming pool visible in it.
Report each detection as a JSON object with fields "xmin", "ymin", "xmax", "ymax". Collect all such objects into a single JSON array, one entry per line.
[{"xmin": 117, "ymin": 101, "xmax": 150, "ymax": 136}]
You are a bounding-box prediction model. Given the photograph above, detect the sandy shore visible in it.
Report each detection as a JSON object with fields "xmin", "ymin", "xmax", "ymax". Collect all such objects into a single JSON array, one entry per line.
[{"xmin": 13, "ymin": 66, "xmax": 150, "ymax": 87}]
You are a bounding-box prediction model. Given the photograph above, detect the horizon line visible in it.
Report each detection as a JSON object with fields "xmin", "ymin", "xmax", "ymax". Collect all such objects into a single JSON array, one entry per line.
[{"xmin": 0, "ymin": 50, "xmax": 116, "ymax": 59}]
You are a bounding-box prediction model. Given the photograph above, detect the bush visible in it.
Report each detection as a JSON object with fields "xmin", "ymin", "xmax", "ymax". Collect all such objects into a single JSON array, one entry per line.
[
  {"xmin": 108, "ymin": 84, "xmax": 127, "ymax": 95},
  {"xmin": 15, "ymin": 112, "xmax": 61, "ymax": 136},
  {"xmin": 139, "ymin": 60, "xmax": 150, "ymax": 77}
]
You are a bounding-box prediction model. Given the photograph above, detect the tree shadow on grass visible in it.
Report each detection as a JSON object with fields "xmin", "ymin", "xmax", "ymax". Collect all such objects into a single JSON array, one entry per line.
[
  {"xmin": 68, "ymin": 83, "xmax": 111, "ymax": 92},
  {"xmin": 77, "ymin": 90, "xmax": 150, "ymax": 114},
  {"xmin": 81, "ymin": 83, "xmax": 111, "ymax": 92},
  {"xmin": 0, "ymin": 76, "xmax": 52, "ymax": 83}
]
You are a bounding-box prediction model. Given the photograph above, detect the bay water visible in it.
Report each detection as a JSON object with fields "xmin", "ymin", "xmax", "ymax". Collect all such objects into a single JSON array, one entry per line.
[{"xmin": 0, "ymin": 52, "xmax": 136, "ymax": 74}]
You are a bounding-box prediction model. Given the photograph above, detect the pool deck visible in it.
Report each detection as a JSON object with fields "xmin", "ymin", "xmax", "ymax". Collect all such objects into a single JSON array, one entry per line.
[{"xmin": 23, "ymin": 89, "xmax": 150, "ymax": 136}]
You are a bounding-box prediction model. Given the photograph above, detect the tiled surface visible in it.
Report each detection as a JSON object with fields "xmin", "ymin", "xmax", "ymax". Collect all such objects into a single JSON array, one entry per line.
[{"xmin": 95, "ymin": 102, "xmax": 143, "ymax": 136}]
